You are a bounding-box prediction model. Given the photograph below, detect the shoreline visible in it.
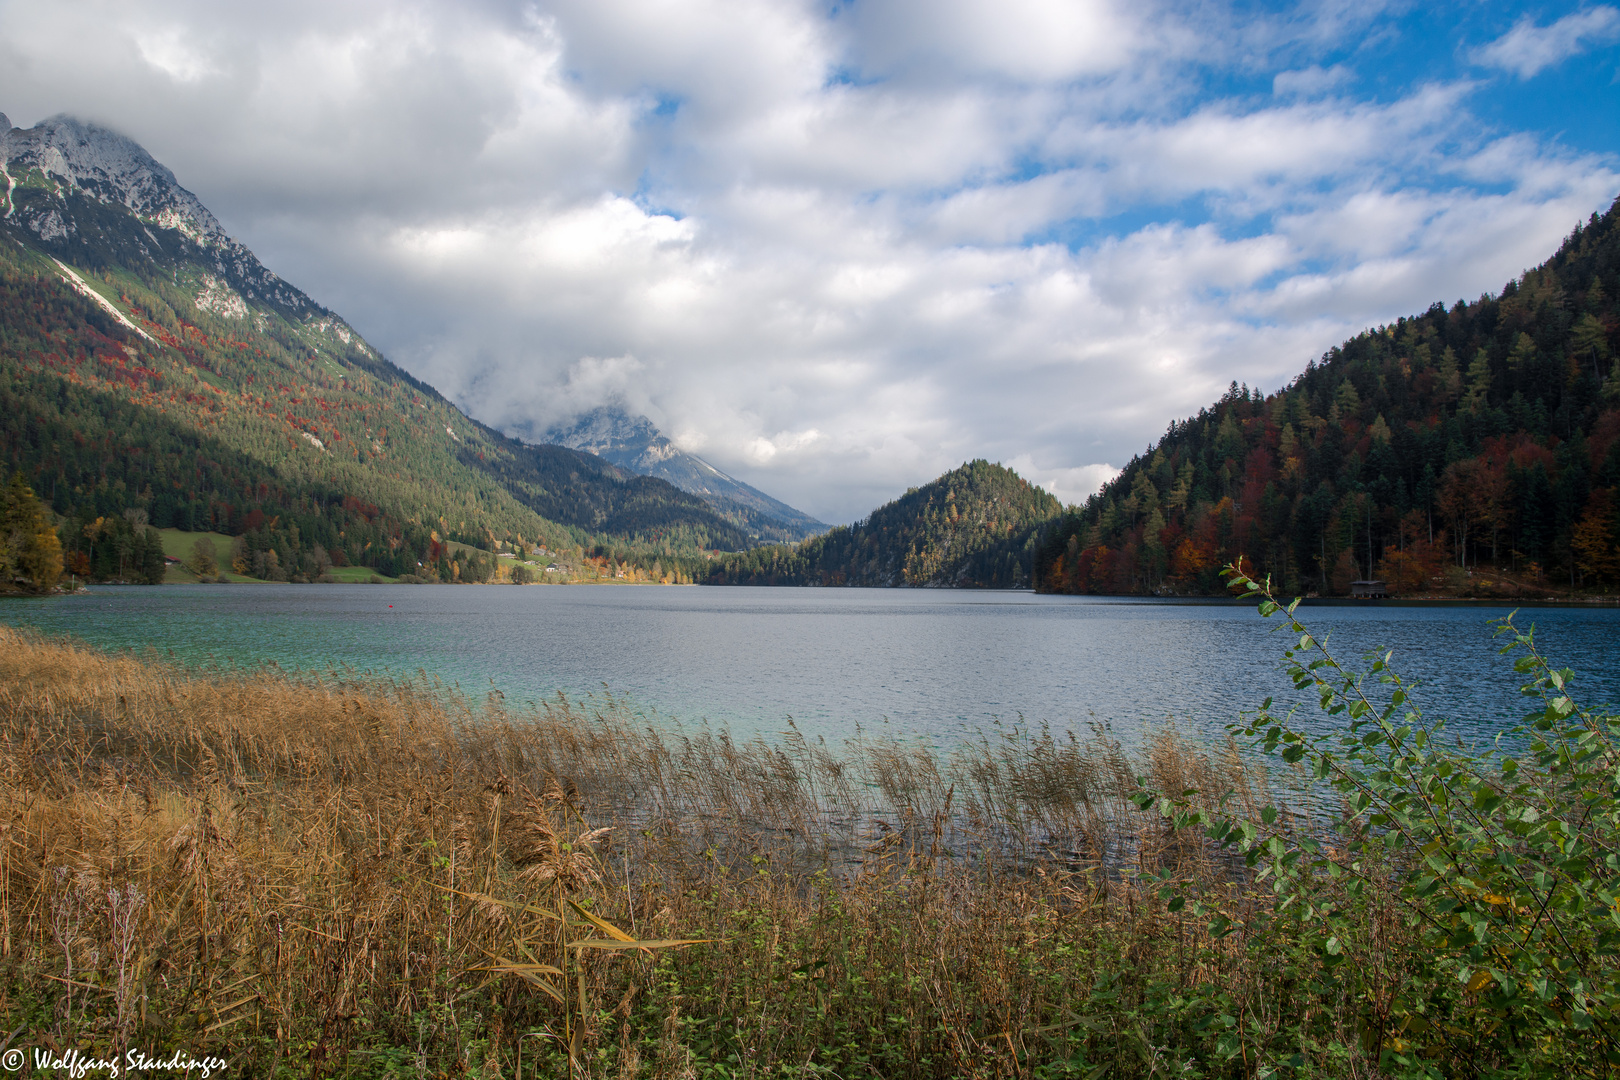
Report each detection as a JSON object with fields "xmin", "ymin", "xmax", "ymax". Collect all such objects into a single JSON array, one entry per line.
[{"xmin": 11, "ymin": 579, "xmax": 1618, "ymax": 609}]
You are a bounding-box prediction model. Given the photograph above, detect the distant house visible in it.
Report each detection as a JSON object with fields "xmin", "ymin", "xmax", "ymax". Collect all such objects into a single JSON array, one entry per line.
[
  {"xmin": 1350, "ymin": 579, "xmax": 1388, "ymax": 598},
  {"xmin": 163, "ymin": 555, "xmax": 182, "ymax": 567}
]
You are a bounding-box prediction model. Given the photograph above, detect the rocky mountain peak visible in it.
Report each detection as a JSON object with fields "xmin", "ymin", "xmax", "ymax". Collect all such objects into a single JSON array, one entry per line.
[
  {"xmin": 544, "ymin": 406, "xmax": 670, "ymax": 460},
  {"xmin": 0, "ymin": 112, "xmax": 321, "ymax": 318},
  {"xmin": 534, "ymin": 405, "xmax": 828, "ymax": 541},
  {"xmin": 3, "ymin": 115, "xmax": 227, "ymax": 246}
]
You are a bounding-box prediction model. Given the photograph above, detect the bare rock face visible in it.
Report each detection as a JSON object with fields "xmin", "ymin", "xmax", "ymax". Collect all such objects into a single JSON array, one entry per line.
[
  {"xmin": 544, "ymin": 408, "xmax": 674, "ymax": 470},
  {"xmin": 0, "ymin": 114, "xmax": 317, "ymax": 316},
  {"xmin": 5, "ymin": 116, "xmax": 225, "ymax": 240}
]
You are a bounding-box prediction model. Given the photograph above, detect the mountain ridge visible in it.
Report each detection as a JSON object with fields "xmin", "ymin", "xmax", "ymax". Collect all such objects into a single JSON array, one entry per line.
[
  {"xmin": 10, "ymin": 111, "xmax": 1616, "ymax": 596},
  {"xmin": 533, "ymin": 406, "xmax": 828, "ymax": 543},
  {"xmin": 707, "ymin": 198, "xmax": 1620, "ymax": 597},
  {"xmin": 2, "ymin": 114, "xmax": 327, "ymax": 319},
  {"xmin": 0, "ymin": 112, "xmax": 752, "ymax": 584}
]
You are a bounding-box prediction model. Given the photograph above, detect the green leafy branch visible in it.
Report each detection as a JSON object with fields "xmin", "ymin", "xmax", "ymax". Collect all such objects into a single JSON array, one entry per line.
[{"xmin": 1134, "ymin": 562, "xmax": 1620, "ymax": 1075}]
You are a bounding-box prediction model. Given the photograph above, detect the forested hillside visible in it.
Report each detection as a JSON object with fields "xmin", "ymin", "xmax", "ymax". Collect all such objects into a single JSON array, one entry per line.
[
  {"xmin": 706, "ymin": 460, "xmax": 1060, "ymax": 587},
  {"xmin": 1037, "ymin": 197, "xmax": 1620, "ymax": 597},
  {"xmin": 0, "ymin": 115, "xmax": 747, "ymax": 585}
]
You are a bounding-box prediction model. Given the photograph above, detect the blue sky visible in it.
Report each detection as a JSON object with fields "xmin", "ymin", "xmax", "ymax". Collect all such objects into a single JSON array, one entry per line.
[{"xmin": 1, "ymin": 0, "xmax": 1617, "ymax": 521}]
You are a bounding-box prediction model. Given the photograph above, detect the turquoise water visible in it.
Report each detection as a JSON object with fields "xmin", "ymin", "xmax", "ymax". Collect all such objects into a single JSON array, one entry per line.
[{"xmin": 1, "ymin": 584, "xmax": 1615, "ymax": 748}]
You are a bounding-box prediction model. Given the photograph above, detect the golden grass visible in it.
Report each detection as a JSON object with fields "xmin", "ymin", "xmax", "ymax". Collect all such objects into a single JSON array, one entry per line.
[{"xmin": 0, "ymin": 625, "xmax": 1365, "ymax": 1078}]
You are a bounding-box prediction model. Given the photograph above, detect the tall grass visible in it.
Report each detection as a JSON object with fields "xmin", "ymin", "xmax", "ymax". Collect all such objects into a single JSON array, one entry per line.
[{"xmin": 0, "ymin": 625, "xmax": 1392, "ymax": 1077}]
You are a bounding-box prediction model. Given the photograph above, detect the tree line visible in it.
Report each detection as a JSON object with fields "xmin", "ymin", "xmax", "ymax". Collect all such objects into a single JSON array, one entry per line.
[{"xmin": 1036, "ymin": 197, "xmax": 1620, "ymax": 597}]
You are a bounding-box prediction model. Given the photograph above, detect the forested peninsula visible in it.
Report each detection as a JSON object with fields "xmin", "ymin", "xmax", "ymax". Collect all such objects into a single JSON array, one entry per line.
[{"xmin": 705, "ymin": 459, "xmax": 1060, "ymax": 588}]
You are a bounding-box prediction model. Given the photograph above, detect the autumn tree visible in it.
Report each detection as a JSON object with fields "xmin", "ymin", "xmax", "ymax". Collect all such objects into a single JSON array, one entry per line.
[
  {"xmin": 188, "ymin": 536, "xmax": 219, "ymax": 576},
  {"xmin": 1572, "ymin": 488, "xmax": 1620, "ymax": 586},
  {"xmin": 1, "ymin": 473, "xmax": 63, "ymax": 592}
]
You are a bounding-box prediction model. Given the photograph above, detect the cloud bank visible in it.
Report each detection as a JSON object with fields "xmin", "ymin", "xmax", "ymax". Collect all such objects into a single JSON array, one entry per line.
[{"xmin": 1, "ymin": 0, "xmax": 1615, "ymax": 521}]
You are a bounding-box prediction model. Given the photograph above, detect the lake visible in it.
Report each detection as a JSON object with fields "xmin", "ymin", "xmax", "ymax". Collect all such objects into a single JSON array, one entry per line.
[{"xmin": 1, "ymin": 584, "xmax": 1616, "ymax": 750}]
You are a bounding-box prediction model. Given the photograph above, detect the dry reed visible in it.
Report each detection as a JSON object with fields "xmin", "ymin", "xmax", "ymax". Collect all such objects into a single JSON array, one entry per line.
[{"xmin": 0, "ymin": 625, "xmax": 1377, "ymax": 1078}]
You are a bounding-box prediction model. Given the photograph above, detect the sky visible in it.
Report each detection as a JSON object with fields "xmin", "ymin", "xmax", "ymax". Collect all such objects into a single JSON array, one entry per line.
[{"xmin": 3, "ymin": 1, "xmax": 1619, "ymax": 524}]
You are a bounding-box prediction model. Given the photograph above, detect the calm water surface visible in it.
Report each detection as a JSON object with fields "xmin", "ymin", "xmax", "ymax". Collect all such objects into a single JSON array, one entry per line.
[{"xmin": 1, "ymin": 585, "xmax": 1616, "ymax": 749}]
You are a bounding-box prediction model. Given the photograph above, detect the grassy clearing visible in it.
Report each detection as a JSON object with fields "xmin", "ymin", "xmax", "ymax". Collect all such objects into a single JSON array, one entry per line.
[
  {"xmin": 156, "ymin": 528, "xmax": 256, "ymax": 584},
  {"xmin": 155, "ymin": 528, "xmax": 238, "ymax": 562},
  {"xmin": 1, "ymin": 605, "xmax": 1609, "ymax": 1078},
  {"xmin": 153, "ymin": 529, "xmax": 395, "ymax": 583},
  {"xmin": 323, "ymin": 564, "xmax": 395, "ymax": 583}
]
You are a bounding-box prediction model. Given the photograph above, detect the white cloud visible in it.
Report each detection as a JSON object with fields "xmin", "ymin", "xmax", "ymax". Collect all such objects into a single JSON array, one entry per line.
[
  {"xmin": 745, "ymin": 428, "xmax": 823, "ymax": 464},
  {"xmin": 848, "ymin": 0, "xmax": 1149, "ymax": 84},
  {"xmin": 0, "ymin": 0, "xmax": 1615, "ymax": 523},
  {"xmin": 1045, "ymin": 82, "xmax": 1473, "ymax": 208},
  {"xmin": 133, "ymin": 27, "xmax": 218, "ymax": 83},
  {"xmin": 1474, "ymin": 6, "xmax": 1620, "ymax": 79},
  {"xmin": 1006, "ymin": 456, "xmax": 1120, "ymax": 507},
  {"xmin": 1272, "ymin": 64, "xmax": 1353, "ymax": 97}
]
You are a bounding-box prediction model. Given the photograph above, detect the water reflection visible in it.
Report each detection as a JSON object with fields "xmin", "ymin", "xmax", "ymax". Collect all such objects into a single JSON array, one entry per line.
[{"xmin": 1, "ymin": 585, "xmax": 1615, "ymax": 749}]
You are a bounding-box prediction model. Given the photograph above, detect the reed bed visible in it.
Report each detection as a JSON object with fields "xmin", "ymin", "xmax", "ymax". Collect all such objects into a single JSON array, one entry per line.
[{"xmin": 0, "ymin": 626, "xmax": 1388, "ymax": 1078}]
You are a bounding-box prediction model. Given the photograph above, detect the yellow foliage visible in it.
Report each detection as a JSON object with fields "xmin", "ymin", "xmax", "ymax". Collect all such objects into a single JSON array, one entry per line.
[{"xmin": 3, "ymin": 472, "xmax": 61, "ymax": 591}]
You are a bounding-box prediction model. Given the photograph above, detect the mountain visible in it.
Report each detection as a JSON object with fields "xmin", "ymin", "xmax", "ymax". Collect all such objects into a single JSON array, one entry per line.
[
  {"xmin": 0, "ymin": 113, "xmax": 750, "ymax": 584},
  {"xmin": 706, "ymin": 459, "xmax": 1060, "ymax": 587},
  {"xmin": 1035, "ymin": 195, "xmax": 1620, "ymax": 598},
  {"xmin": 531, "ymin": 406, "xmax": 828, "ymax": 543},
  {"xmin": 1, "ymin": 114, "xmax": 322, "ymax": 318},
  {"xmin": 712, "ymin": 197, "xmax": 1620, "ymax": 597}
]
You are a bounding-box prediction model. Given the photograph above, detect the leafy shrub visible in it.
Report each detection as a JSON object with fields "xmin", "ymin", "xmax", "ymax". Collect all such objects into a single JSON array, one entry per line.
[{"xmin": 1141, "ymin": 565, "xmax": 1620, "ymax": 1076}]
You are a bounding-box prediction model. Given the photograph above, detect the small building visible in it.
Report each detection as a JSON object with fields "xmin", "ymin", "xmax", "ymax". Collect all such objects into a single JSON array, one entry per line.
[{"xmin": 1350, "ymin": 579, "xmax": 1388, "ymax": 599}]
